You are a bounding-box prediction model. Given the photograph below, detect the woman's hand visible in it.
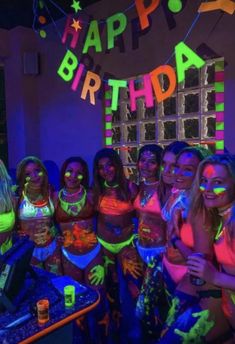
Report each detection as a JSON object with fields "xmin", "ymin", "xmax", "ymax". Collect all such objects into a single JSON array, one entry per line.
[{"xmin": 187, "ymin": 255, "xmax": 218, "ymax": 285}]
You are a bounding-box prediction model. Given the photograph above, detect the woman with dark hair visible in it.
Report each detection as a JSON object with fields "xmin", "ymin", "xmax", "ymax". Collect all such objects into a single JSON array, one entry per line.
[
  {"xmin": 93, "ymin": 148, "xmax": 142, "ymax": 333},
  {"xmin": 134, "ymin": 144, "xmax": 167, "ymax": 338},
  {"xmin": 55, "ymin": 156, "xmax": 108, "ymax": 343},
  {"xmin": 0, "ymin": 159, "xmax": 15, "ymax": 255},
  {"xmin": 16, "ymin": 156, "xmax": 61, "ymax": 274},
  {"xmin": 55, "ymin": 156, "xmax": 104, "ymax": 288}
]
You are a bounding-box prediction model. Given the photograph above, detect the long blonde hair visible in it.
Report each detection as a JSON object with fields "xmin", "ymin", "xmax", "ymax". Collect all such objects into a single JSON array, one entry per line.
[
  {"xmin": 0, "ymin": 159, "xmax": 14, "ymax": 213},
  {"xmin": 190, "ymin": 154, "xmax": 235, "ymax": 239}
]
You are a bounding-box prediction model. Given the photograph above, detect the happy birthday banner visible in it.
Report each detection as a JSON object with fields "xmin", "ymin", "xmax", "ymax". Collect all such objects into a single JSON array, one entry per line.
[
  {"xmin": 57, "ymin": 0, "xmax": 207, "ymax": 108},
  {"xmin": 33, "ymin": 0, "xmax": 234, "ymax": 153}
]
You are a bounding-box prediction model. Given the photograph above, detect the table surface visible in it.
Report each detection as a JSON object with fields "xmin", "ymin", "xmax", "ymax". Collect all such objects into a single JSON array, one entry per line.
[{"xmin": 0, "ymin": 268, "xmax": 99, "ymax": 344}]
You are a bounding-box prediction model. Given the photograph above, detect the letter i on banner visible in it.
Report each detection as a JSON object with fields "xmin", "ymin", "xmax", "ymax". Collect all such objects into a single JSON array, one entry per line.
[
  {"xmin": 215, "ymin": 59, "xmax": 225, "ymax": 154},
  {"xmin": 104, "ymin": 84, "xmax": 113, "ymax": 147}
]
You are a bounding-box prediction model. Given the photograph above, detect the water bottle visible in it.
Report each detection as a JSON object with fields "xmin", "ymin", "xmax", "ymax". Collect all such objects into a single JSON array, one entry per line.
[{"xmin": 190, "ymin": 252, "xmax": 206, "ymax": 286}]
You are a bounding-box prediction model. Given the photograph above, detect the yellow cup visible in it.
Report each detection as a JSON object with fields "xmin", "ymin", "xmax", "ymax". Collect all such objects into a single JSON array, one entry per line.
[{"xmin": 64, "ymin": 285, "xmax": 75, "ymax": 307}]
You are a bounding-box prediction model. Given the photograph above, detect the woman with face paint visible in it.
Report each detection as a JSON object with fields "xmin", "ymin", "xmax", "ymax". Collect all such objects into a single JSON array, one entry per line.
[
  {"xmin": 186, "ymin": 154, "xmax": 235, "ymax": 342},
  {"xmin": 16, "ymin": 156, "xmax": 62, "ymax": 274},
  {"xmin": 0, "ymin": 159, "xmax": 16, "ymax": 255},
  {"xmin": 158, "ymin": 152, "xmax": 231, "ymax": 343},
  {"xmin": 55, "ymin": 157, "xmax": 108, "ymax": 343},
  {"xmin": 134, "ymin": 144, "xmax": 167, "ymax": 339},
  {"xmin": 161, "ymin": 147, "xmax": 209, "ymax": 296},
  {"xmin": 93, "ymin": 148, "xmax": 142, "ymax": 338}
]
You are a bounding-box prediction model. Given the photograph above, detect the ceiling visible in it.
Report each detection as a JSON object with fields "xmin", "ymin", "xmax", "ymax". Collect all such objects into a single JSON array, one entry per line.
[{"xmin": 0, "ymin": 0, "xmax": 101, "ymax": 30}]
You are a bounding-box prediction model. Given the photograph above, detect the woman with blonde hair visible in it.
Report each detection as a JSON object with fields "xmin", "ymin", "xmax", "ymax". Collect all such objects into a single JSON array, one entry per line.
[
  {"xmin": 158, "ymin": 154, "xmax": 231, "ymax": 343},
  {"xmin": 16, "ymin": 156, "xmax": 62, "ymax": 274},
  {"xmin": 0, "ymin": 159, "xmax": 15, "ymax": 254},
  {"xmin": 187, "ymin": 154, "xmax": 235, "ymax": 342}
]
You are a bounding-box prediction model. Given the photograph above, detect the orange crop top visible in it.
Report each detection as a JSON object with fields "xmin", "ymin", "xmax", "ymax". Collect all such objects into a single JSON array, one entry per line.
[
  {"xmin": 134, "ymin": 191, "xmax": 161, "ymax": 215},
  {"xmin": 98, "ymin": 195, "xmax": 134, "ymax": 216},
  {"xmin": 214, "ymin": 226, "xmax": 235, "ymax": 267}
]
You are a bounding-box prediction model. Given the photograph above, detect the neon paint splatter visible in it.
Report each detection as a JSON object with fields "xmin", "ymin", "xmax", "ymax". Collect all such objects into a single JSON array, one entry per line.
[
  {"xmin": 174, "ymin": 309, "xmax": 214, "ymax": 343},
  {"xmin": 213, "ymin": 186, "xmax": 226, "ymax": 195},
  {"xmin": 203, "ymin": 165, "xmax": 216, "ymax": 178},
  {"xmin": 199, "ymin": 185, "xmax": 206, "ymax": 192}
]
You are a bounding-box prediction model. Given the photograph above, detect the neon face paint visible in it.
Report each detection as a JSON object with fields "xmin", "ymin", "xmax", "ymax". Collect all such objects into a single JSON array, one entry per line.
[
  {"xmin": 65, "ymin": 171, "xmax": 71, "ymax": 177},
  {"xmin": 200, "ymin": 184, "xmax": 226, "ymax": 195},
  {"xmin": 77, "ymin": 174, "xmax": 83, "ymax": 180},
  {"xmin": 213, "ymin": 186, "xmax": 226, "ymax": 195},
  {"xmin": 199, "ymin": 184, "xmax": 205, "ymax": 192},
  {"xmin": 203, "ymin": 165, "xmax": 216, "ymax": 179}
]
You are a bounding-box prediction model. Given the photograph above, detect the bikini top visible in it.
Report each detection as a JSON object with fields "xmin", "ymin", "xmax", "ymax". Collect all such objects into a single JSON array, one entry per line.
[
  {"xmin": 98, "ymin": 195, "xmax": 134, "ymax": 216},
  {"xmin": 214, "ymin": 225, "xmax": 235, "ymax": 267},
  {"xmin": 0, "ymin": 209, "xmax": 15, "ymax": 232},
  {"xmin": 134, "ymin": 190, "xmax": 161, "ymax": 215},
  {"xmin": 56, "ymin": 194, "xmax": 95, "ymax": 222},
  {"xmin": 18, "ymin": 194, "xmax": 54, "ymax": 220},
  {"xmin": 180, "ymin": 222, "xmax": 194, "ymax": 248}
]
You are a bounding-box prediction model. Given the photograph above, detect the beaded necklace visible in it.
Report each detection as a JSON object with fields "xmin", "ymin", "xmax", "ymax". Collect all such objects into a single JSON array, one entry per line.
[
  {"xmin": 59, "ymin": 186, "xmax": 87, "ymax": 216},
  {"xmin": 140, "ymin": 182, "xmax": 158, "ymax": 207}
]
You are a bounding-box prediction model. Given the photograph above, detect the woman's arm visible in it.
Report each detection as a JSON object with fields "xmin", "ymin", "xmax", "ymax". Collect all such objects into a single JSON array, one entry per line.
[{"xmin": 187, "ymin": 255, "xmax": 235, "ymax": 290}]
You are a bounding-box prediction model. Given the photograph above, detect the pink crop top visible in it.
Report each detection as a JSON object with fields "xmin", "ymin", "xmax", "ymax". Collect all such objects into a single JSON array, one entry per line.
[
  {"xmin": 98, "ymin": 195, "xmax": 134, "ymax": 216},
  {"xmin": 214, "ymin": 226, "xmax": 235, "ymax": 267},
  {"xmin": 180, "ymin": 222, "xmax": 194, "ymax": 249},
  {"xmin": 134, "ymin": 191, "xmax": 161, "ymax": 215}
]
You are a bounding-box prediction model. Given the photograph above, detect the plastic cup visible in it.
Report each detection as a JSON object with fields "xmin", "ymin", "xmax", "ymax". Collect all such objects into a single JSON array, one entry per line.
[
  {"xmin": 64, "ymin": 285, "xmax": 75, "ymax": 307},
  {"xmin": 37, "ymin": 299, "xmax": 49, "ymax": 324}
]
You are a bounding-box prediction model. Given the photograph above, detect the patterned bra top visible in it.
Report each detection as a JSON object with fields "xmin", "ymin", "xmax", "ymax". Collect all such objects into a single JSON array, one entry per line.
[
  {"xmin": 98, "ymin": 195, "xmax": 134, "ymax": 216},
  {"xmin": 133, "ymin": 190, "xmax": 161, "ymax": 215},
  {"xmin": 18, "ymin": 194, "xmax": 54, "ymax": 220}
]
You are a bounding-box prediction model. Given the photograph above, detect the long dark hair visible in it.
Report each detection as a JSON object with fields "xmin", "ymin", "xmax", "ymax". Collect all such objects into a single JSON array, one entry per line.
[
  {"xmin": 92, "ymin": 148, "xmax": 130, "ymax": 204},
  {"xmin": 60, "ymin": 156, "xmax": 89, "ymax": 189},
  {"xmin": 16, "ymin": 156, "xmax": 49, "ymax": 199}
]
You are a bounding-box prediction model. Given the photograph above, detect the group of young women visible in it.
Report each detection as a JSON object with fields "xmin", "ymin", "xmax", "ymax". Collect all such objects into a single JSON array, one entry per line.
[{"xmin": 0, "ymin": 141, "xmax": 234, "ymax": 343}]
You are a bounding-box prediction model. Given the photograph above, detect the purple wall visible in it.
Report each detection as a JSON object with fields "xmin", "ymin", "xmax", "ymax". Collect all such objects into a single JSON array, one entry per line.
[{"xmin": 1, "ymin": 0, "xmax": 235, "ymax": 183}]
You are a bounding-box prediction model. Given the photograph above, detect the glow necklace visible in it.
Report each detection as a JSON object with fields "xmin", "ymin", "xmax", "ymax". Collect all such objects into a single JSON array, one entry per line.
[
  {"xmin": 59, "ymin": 186, "xmax": 87, "ymax": 216},
  {"xmin": 22, "ymin": 190, "xmax": 48, "ymax": 207},
  {"xmin": 215, "ymin": 221, "xmax": 223, "ymax": 241},
  {"xmin": 104, "ymin": 181, "xmax": 119, "ymax": 188}
]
